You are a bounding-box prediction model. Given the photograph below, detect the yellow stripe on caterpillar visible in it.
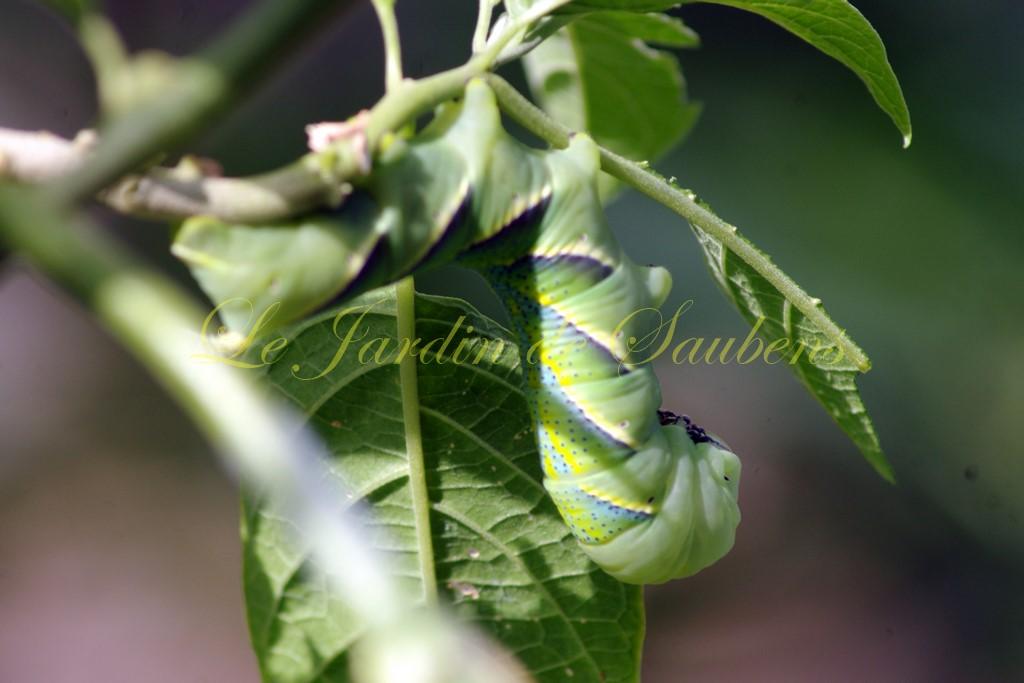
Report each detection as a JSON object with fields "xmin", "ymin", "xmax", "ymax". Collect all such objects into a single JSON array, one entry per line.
[{"xmin": 578, "ymin": 482, "xmax": 655, "ymax": 516}]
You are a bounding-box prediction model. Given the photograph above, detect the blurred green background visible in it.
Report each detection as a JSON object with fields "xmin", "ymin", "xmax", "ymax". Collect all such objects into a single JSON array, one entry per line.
[{"xmin": 1, "ymin": 0, "xmax": 1021, "ymax": 680}]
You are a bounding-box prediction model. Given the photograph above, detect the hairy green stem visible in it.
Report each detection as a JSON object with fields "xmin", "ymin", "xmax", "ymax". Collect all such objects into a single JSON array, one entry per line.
[
  {"xmin": 363, "ymin": 2, "xmax": 556, "ymax": 147},
  {"xmin": 364, "ymin": 61, "xmax": 480, "ymax": 148},
  {"xmin": 483, "ymin": 73, "xmax": 871, "ymax": 371}
]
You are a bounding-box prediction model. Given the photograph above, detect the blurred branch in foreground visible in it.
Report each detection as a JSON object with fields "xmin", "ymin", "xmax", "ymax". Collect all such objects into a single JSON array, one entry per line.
[{"xmin": 0, "ymin": 0, "xmax": 531, "ymax": 680}]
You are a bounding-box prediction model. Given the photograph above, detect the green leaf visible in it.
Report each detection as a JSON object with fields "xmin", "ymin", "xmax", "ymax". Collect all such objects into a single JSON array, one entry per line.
[
  {"xmin": 685, "ymin": 0, "xmax": 912, "ymax": 146},
  {"xmin": 523, "ymin": 11, "xmax": 700, "ymax": 198},
  {"xmin": 243, "ymin": 290, "xmax": 645, "ymax": 682},
  {"xmin": 691, "ymin": 218, "xmax": 894, "ymax": 482},
  {"xmin": 577, "ymin": 11, "xmax": 699, "ymax": 46}
]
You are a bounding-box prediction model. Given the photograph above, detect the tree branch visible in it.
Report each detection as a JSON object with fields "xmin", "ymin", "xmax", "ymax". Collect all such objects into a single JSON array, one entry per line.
[
  {"xmin": 46, "ymin": 0, "xmax": 363, "ymax": 209},
  {"xmin": 2, "ymin": 1, "xmax": 556, "ymax": 224},
  {"xmin": 0, "ymin": 128, "xmax": 96, "ymax": 183},
  {"xmin": 0, "ymin": 126, "xmax": 363, "ymax": 222}
]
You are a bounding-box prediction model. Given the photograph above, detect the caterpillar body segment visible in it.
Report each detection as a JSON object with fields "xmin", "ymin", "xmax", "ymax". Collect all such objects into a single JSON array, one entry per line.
[
  {"xmin": 175, "ymin": 79, "xmax": 741, "ymax": 584},
  {"xmin": 578, "ymin": 425, "xmax": 741, "ymax": 584}
]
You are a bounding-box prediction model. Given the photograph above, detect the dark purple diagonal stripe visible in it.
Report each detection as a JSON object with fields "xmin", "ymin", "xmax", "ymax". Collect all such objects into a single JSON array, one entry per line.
[
  {"xmin": 399, "ymin": 185, "xmax": 473, "ymax": 278},
  {"xmin": 462, "ymin": 190, "xmax": 552, "ymax": 255},
  {"xmin": 511, "ymin": 252, "xmax": 614, "ymax": 280},
  {"xmin": 309, "ymin": 234, "xmax": 389, "ymax": 317}
]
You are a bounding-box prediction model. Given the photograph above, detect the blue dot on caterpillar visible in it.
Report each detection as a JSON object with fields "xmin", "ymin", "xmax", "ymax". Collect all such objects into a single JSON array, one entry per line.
[{"xmin": 174, "ymin": 79, "xmax": 742, "ymax": 585}]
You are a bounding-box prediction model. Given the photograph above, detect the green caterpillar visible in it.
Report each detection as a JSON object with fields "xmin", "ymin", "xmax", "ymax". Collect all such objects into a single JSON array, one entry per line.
[{"xmin": 174, "ymin": 79, "xmax": 741, "ymax": 584}]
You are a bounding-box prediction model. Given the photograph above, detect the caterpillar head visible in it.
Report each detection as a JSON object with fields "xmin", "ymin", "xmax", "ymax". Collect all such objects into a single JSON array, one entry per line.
[{"xmin": 581, "ymin": 415, "xmax": 741, "ymax": 585}]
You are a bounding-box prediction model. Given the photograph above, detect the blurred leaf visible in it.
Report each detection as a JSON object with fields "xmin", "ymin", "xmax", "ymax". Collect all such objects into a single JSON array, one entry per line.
[
  {"xmin": 77, "ymin": 15, "xmax": 183, "ymax": 119},
  {"xmin": 692, "ymin": 218, "xmax": 893, "ymax": 481},
  {"xmin": 243, "ymin": 290, "xmax": 645, "ymax": 682},
  {"xmin": 523, "ymin": 11, "xmax": 700, "ymax": 197},
  {"xmin": 351, "ymin": 612, "xmax": 533, "ymax": 683},
  {"xmin": 684, "ymin": 0, "xmax": 912, "ymax": 146}
]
